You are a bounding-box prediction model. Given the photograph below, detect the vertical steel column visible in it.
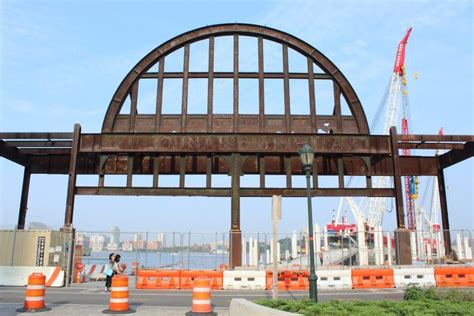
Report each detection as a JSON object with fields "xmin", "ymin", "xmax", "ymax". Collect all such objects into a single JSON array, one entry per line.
[
  {"xmin": 438, "ymin": 168, "xmax": 452, "ymax": 257},
  {"xmin": 230, "ymin": 153, "xmax": 242, "ymax": 268},
  {"xmin": 64, "ymin": 124, "xmax": 81, "ymax": 227},
  {"xmin": 390, "ymin": 126, "xmax": 412, "ymax": 265},
  {"xmin": 181, "ymin": 44, "xmax": 190, "ymax": 132},
  {"xmin": 17, "ymin": 166, "xmax": 31, "ymax": 229},
  {"xmin": 207, "ymin": 36, "xmax": 214, "ymax": 133},
  {"xmin": 233, "ymin": 34, "xmax": 239, "ymax": 132},
  {"xmin": 258, "ymin": 36, "xmax": 265, "ymax": 132},
  {"xmin": 390, "ymin": 127, "xmax": 405, "ymax": 228}
]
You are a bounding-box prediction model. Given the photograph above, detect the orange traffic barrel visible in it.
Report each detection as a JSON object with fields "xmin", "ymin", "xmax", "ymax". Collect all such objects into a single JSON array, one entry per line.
[
  {"xmin": 17, "ymin": 273, "xmax": 51, "ymax": 313},
  {"xmin": 191, "ymin": 279, "xmax": 213, "ymax": 314},
  {"xmin": 103, "ymin": 275, "xmax": 135, "ymax": 314}
]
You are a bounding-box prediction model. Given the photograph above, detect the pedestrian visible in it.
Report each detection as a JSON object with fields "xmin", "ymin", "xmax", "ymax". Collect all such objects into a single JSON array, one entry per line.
[
  {"xmin": 114, "ymin": 254, "xmax": 125, "ymax": 275},
  {"xmin": 319, "ymin": 249, "xmax": 324, "ymax": 266},
  {"xmin": 104, "ymin": 253, "xmax": 115, "ymax": 292}
]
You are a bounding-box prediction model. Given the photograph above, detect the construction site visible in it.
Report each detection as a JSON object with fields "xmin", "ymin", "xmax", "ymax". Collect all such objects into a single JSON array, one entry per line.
[{"xmin": 1, "ymin": 17, "xmax": 473, "ymax": 316}]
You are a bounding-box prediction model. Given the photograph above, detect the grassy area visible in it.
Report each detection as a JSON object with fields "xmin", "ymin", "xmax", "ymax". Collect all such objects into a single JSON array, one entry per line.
[{"xmin": 256, "ymin": 287, "xmax": 474, "ymax": 315}]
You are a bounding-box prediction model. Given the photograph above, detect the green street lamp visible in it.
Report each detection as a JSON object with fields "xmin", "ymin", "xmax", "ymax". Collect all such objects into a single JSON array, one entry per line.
[{"xmin": 298, "ymin": 144, "xmax": 318, "ymax": 303}]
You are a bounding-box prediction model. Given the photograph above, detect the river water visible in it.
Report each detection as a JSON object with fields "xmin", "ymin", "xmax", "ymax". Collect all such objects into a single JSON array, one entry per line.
[{"xmin": 82, "ymin": 250, "xmax": 229, "ymax": 270}]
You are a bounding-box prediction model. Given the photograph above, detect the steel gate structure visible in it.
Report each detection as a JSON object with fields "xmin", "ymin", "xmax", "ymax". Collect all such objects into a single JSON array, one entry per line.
[{"xmin": 1, "ymin": 24, "xmax": 473, "ymax": 270}]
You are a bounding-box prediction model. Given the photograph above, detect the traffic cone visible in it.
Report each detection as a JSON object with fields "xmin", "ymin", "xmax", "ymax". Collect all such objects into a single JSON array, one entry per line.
[
  {"xmin": 191, "ymin": 279, "xmax": 213, "ymax": 314},
  {"xmin": 17, "ymin": 272, "xmax": 52, "ymax": 313},
  {"xmin": 103, "ymin": 275, "xmax": 135, "ymax": 314}
]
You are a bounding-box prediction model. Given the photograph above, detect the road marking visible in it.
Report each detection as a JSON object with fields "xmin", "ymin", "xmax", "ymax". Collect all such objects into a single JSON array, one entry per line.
[{"xmin": 0, "ymin": 290, "xmax": 404, "ymax": 297}]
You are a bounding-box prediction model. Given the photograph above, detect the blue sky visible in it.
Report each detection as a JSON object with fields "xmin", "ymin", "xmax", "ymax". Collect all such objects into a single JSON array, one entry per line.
[{"xmin": 1, "ymin": 0, "xmax": 473, "ymax": 234}]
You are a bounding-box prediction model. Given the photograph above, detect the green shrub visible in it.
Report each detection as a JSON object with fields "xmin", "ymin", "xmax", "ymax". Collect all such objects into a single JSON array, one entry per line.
[{"xmin": 256, "ymin": 288, "xmax": 474, "ymax": 316}]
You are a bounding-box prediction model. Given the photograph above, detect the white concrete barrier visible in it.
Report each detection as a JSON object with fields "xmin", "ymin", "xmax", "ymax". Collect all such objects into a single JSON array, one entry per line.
[
  {"xmin": 223, "ymin": 270, "xmax": 266, "ymax": 290},
  {"xmin": 0, "ymin": 266, "xmax": 64, "ymax": 287},
  {"xmin": 230, "ymin": 298, "xmax": 302, "ymax": 316},
  {"xmin": 394, "ymin": 268, "xmax": 436, "ymax": 288},
  {"xmin": 316, "ymin": 269, "xmax": 352, "ymax": 290}
]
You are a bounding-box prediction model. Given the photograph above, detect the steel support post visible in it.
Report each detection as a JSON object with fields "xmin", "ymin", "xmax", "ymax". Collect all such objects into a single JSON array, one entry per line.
[
  {"xmin": 438, "ymin": 168, "xmax": 452, "ymax": 257},
  {"xmin": 17, "ymin": 166, "xmax": 31, "ymax": 229},
  {"xmin": 229, "ymin": 153, "xmax": 242, "ymax": 268},
  {"xmin": 64, "ymin": 124, "xmax": 81, "ymax": 227},
  {"xmin": 390, "ymin": 126, "xmax": 412, "ymax": 265}
]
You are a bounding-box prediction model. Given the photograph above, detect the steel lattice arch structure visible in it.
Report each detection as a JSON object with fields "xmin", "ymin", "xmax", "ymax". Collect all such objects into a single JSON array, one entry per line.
[{"xmin": 1, "ymin": 24, "xmax": 473, "ymax": 268}]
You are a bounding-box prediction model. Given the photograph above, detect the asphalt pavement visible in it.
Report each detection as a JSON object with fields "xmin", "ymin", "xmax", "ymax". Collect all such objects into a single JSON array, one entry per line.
[{"xmin": 0, "ymin": 282, "xmax": 406, "ymax": 316}]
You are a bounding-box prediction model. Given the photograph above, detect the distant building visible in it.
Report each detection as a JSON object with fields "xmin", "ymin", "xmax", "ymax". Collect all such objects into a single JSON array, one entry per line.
[
  {"xmin": 121, "ymin": 240, "xmax": 134, "ymax": 252},
  {"xmin": 157, "ymin": 232, "xmax": 166, "ymax": 248},
  {"xmin": 107, "ymin": 226, "xmax": 121, "ymax": 250},
  {"xmin": 90, "ymin": 234, "xmax": 110, "ymax": 251}
]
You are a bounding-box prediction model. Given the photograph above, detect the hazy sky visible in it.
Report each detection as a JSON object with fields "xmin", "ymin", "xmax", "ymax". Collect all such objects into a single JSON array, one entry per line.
[{"xmin": 1, "ymin": 0, "xmax": 473, "ymax": 234}]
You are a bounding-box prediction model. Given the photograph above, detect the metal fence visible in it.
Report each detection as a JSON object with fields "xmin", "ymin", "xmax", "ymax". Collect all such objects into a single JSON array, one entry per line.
[
  {"xmin": 73, "ymin": 228, "xmax": 473, "ymax": 271},
  {"xmin": 1, "ymin": 226, "xmax": 473, "ymax": 285}
]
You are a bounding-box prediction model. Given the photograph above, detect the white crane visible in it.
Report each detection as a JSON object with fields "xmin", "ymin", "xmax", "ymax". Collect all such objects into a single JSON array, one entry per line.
[{"xmin": 336, "ymin": 28, "xmax": 413, "ymax": 229}]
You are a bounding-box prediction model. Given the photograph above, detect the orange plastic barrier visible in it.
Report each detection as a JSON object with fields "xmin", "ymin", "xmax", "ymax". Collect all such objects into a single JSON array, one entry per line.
[
  {"xmin": 352, "ymin": 269, "xmax": 395, "ymax": 289},
  {"xmin": 266, "ymin": 270, "xmax": 309, "ymax": 290},
  {"xmin": 103, "ymin": 275, "xmax": 135, "ymax": 314},
  {"xmin": 180, "ymin": 270, "xmax": 224, "ymax": 290},
  {"xmin": 136, "ymin": 269, "xmax": 181, "ymax": 289},
  {"xmin": 191, "ymin": 279, "xmax": 212, "ymax": 314},
  {"xmin": 434, "ymin": 267, "xmax": 474, "ymax": 287},
  {"xmin": 17, "ymin": 273, "xmax": 52, "ymax": 313}
]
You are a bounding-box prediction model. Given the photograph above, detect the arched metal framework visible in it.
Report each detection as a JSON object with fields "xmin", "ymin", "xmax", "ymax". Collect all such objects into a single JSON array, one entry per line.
[
  {"xmin": 102, "ymin": 23, "xmax": 369, "ymax": 135},
  {"xmin": 1, "ymin": 24, "xmax": 473, "ymax": 269}
]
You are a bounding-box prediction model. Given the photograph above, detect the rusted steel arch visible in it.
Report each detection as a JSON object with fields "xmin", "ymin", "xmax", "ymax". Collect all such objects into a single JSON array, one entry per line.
[{"xmin": 102, "ymin": 23, "xmax": 369, "ymax": 134}]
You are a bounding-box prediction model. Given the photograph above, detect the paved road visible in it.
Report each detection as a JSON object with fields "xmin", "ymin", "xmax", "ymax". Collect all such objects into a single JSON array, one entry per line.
[
  {"xmin": 0, "ymin": 285, "xmax": 405, "ymax": 306},
  {"xmin": 0, "ymin": 284, "xmax": 405, "ymax": 315}
]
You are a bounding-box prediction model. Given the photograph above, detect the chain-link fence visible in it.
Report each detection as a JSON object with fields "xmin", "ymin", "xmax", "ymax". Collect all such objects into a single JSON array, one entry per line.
[{"xmin": 1, "ymin": 226, "xmax": 472, "ymax": 285}]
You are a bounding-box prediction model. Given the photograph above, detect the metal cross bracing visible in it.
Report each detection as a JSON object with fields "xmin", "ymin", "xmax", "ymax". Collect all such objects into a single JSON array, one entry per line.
[{"xmin": 1, "ymin": 24, "xmax": 473, "ymax": 270}]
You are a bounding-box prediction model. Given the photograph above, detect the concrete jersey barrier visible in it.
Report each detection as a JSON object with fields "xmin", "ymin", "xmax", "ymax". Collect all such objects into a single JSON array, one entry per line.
[
  {"xmin": 223, "ymin": 270, "xmax": 266, "ymax": 290},
  {"xmin": 317, "ymin": 269, "xmax": 352, "ymax": 290},
  {"xmin": 0, "ymin": 266, "xmax": 64, "ymax": 287},
  {"xmin": 394, "ymin": 268, "xmax": 436, "ymax": 288},
  {"xmin": 230, "ymin": 298, "xmax": 302, "ymax": 316}
]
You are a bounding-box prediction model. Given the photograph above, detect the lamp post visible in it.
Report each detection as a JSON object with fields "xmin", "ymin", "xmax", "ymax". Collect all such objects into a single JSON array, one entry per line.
[{"xmin": 298, "ymin": 144, "xmax": 318, "ymax": 302}]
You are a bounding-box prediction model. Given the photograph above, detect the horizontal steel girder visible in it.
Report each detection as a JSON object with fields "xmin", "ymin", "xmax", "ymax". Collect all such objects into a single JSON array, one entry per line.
[
  {"xmin": 75, "ymin": 187, "xmax": 395, "ymax": 197},
  {"xmin": 80, "ymin": 133, "xmax": 390, "ymax": 155}
]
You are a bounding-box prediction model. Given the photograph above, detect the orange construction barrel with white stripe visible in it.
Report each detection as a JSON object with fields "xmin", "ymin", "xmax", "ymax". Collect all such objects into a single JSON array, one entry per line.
[
  {"xmin": 103, "ymin": 275, "xmax": 135, "ymax": 314},
  {"xmin": 191, "ymin": 279, "xmax": 212, "ymax": 314},
  {"xmin": 17, "ymin": 273, "xmax": 51, "ymax": 313}
]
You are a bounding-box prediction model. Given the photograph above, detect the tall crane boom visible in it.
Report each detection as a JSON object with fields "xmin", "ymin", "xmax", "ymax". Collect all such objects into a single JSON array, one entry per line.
[{"xmin": 367, "ymin": 28, "xmax": 412, "ymax": 228}]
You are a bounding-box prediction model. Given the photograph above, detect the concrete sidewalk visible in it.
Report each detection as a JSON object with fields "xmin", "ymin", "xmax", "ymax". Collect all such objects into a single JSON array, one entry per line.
[{"xmin": 0, "ymin": 304, "xmax": 229, "ymax": 316}]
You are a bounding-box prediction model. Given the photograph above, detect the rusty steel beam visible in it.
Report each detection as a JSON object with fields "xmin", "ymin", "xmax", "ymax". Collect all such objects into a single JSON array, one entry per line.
[
  {"xmin": 140, "ymin": 72, "xmax": 332, "ymax": 80},
  {"xmin": 64, "ymin": 124, "xmax": 81, "ymax": 227},
  {"xmin": 390, "ymin": 127, "xmax": 405, "ymax": 229},
  {"xmin": 75, "ymin": 186, "xmax": 394, "ymax": 197},
  {"xmin": 4, "ymin": 141, "xmax": 72, "ymax": 148},
  {"xmin": 398, "ymin": 143, "xmax": 466, "ymax": 150},
  {"xmin": 79, "ymin": 133, "xmax": 391, "ymax": 155},
  {"xmin": 438, "ymin": 142, "xmax": 474, "ymax": 169},
  {"xmin": 0, "ymin": 132, "xmax": 72, "ymax": 139},
  {"xmin": 0, "ymin": 140, "xmax": 28, "ymax": 166},
  {"xmin": 397, "ymin": 134, "xmax": 474, "ymax": 142},
  {"xmin": 17, "ymin": 166, "xmax": 31, "ymax": 229},
  {"xmin": 24, "ymin": 153, "xmax": 440, "ymax": 177}
]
